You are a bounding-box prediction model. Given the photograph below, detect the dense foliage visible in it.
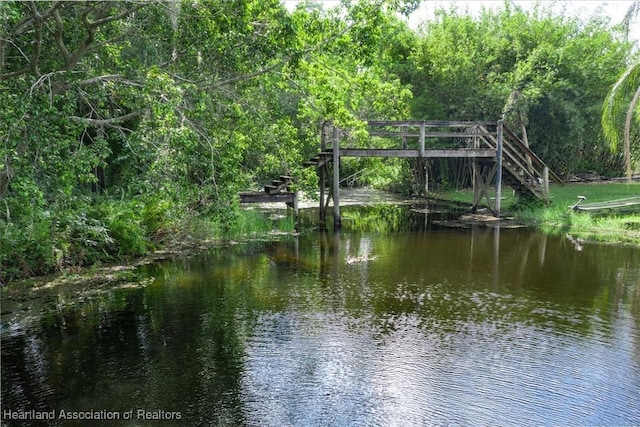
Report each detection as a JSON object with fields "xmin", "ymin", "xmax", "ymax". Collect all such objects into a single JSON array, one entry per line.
[
  {"xmin": 0, "ymin": 0, "xmax": 637, "ymax": 282},
  {"xmin": 404, "ymin": 3, "xmax": 636, "ymax": 184}
]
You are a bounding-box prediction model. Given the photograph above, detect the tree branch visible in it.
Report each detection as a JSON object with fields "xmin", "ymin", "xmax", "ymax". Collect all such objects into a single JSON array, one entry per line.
[
  {"xmin": 1, "ymin": 2, "xmax": 61, "ymax": 78},
  {"xmin": 69, "ymin": 111, "xmax": 141, "ymax": 126},
  {"xmin": 12, "ymin": 1, "xmax": 62, "ymax": 35},
  {"xmin": 0, "ymin": 164, "xmax": 14, "ymax": 200},
  {"xmin": 1, "ymin": 68, "xmax": 30, "ymax": 81},
  {"xmin": 87, "ymin": 2, "xmax": 147, "ymax": 29},
  {"xmin": 27, "ymin": 2, "xmax": 43, "ymax": 77},
  {"xmin": 202, "ymin": 15, "xmax": 363, "ymax": 89},
  {"xmin": 52, "ymin": 8, "xmax": 70, "ymax": 63},
  {"xmin": 62, "ymin": 2, "xmax": 150, "ymax": 72},
  {"xmin": 76, "ymin": 74, "xmax": 142, "ymax": 87}
]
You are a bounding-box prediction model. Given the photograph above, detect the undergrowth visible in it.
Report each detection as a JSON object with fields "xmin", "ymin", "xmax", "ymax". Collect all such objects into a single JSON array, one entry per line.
[{"xmin": 1, "ymin": 195, "xmax": 295, "ymax": 284}]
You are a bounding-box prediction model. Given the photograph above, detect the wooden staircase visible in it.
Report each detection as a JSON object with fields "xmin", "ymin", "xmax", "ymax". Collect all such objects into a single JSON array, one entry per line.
[
  {"xmin": 475, "ymin": 124, "xmax": 562, "ymax": 200},
  {"xmin": 302, "ymin": 151, "xmax": 333, "ymax": 169},
  {"xmin": 264, "ymin": 175, "xmax": 294, "ymax": 194},
  {"xmin": 239, "ymin": 174, "xmax": 298, "ymax": 207}
]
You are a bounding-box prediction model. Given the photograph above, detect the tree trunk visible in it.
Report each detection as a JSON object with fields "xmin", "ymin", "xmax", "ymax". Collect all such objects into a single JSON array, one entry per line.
[
  {"xmin": 0, "ymin": 165, "xmax": 13, "ymax": 198},
  {"xmin": 520, "ymin": 121, "xmax": 532, "ymax": 169},
  {"xmin": 624, "ymin": 85, "xmax": 640, "ymax": 181}
]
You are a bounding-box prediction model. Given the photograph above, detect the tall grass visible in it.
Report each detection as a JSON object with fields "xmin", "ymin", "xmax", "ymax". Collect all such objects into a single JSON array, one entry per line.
[{"xmin": 224, "ymin": 208, "xmax": 296, "ymax": 238}]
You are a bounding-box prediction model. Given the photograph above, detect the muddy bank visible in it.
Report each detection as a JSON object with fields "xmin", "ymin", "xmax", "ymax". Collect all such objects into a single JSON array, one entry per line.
[{"xmin": 433, "ymin": 213, "xmax": 527, "ymax": 229}]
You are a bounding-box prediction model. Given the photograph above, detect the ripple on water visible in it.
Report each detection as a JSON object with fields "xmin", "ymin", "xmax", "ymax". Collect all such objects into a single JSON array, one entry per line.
[
  {"xmin": 237, "ymin": 283, "xmax": 640, "ymax": 426},
  {"xmin": 2, "ymin": 242, "xmax": 639, "ymax": 427}
]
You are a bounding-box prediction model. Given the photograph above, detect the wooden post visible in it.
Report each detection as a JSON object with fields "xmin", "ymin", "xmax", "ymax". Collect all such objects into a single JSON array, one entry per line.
[
  {"xmin": 319, "ymin": 167, "xmax": 326, "ymax": 227},
  {"xmin": 471, "ymin": 162, "xmax": 480, "ymax": 213},
  {"xmin": 293, "ymin": 191, "xmax": 299, "ymax": 231},
  {"xmin": 424, "ymin": 160, "xmax": 429, "ymax": 195},
  {"xmin": 420, "ymin": 122, "xmax": 427, "ymax": 196},
  {"xmin": 471, "ymin": 133, "xmax": 479, "ymax": 212},
  {"xmin": 319, "ymin": 124, "xmax": 327, "ymax": 227},
  {"xmin": 543, "ymin": 166, "xmax": 549, "ymax": 200},
  {"xmin": 332, "ymin": 127, "xmax": 341, "ymax": 228},
  {"xmin": 495, "ymin": 120, "xmax": 503, "ymax": 217},
  {"xmin": 401, "ymin": 125, "xmax": 408, "ymax": 149},
  {"xmin": 419, "ymin": 121, "xmax": 425, "ymax": 157}
]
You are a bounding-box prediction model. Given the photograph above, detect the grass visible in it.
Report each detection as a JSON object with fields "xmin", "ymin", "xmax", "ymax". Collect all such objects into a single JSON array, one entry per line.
[
  {"xmin": 544, "ymin": 181, "xmax": 640, "ymax": 206},
  {"xmin": 168, "ymin": 208, "xmax": 296, "ymax": 248},
  {"xmin": 227, "ymin": 208, "xmax": 296, "ymax": 238},
  {"xmin": 434, "ymin": 182, "xmax": 640, "ymax": 245}
]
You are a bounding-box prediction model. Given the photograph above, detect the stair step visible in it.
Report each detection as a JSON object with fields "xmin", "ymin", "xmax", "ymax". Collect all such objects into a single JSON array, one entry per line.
[
  {"xmin": 279, "ymin": 175, "xmax": 293, "ymax": 181},
  {"xmin": 264, "ymin": 185, "xmax": 278, "ymax": 193}
]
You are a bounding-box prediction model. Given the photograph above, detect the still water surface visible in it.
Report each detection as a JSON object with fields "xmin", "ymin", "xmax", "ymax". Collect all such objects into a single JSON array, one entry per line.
[{"xmin": 2, "ymin": 206, "xmax": 640, "ymax": 426}]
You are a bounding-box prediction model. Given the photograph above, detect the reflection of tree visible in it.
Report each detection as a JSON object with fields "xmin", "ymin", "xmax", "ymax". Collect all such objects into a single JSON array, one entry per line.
[{"xmin": 3, "ymin": 227, "xmax": 640, "ymax": 423}]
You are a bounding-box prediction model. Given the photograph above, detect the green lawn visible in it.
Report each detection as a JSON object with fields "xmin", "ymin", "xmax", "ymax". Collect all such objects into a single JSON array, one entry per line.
[
  {"xmin": 433, "ymin": 181, "xmax": 640, "ymax": 208},
  {"xmin": 546, "ymin": 181, "xmax": 640, "ymax": 207},
  {"xmin": 433, "ymin": 182, "xmax": 640, "ymax": 245}
]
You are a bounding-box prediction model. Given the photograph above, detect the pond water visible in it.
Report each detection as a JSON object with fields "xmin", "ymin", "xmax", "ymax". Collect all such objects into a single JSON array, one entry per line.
[{"xmin": 2, "ymin": 205, "xmax": 640, "ymax": 426}]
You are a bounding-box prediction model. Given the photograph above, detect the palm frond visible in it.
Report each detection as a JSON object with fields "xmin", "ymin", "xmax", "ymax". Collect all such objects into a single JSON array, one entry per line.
[
  {"xmin": 622, "ymin": 1, "xmax": 640, "ymax": 38},
  {"xmin": 602, "ymin": 60, "xmax": 640, "ymax": 152}
]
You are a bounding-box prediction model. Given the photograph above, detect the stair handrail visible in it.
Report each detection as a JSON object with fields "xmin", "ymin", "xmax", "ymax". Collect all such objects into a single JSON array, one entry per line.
[
  {"xmin": 502, "ymin": 125, "xmax": 562, "ymax": 184},
  {"xmin": 477, "ymin": 125, "xmax": 541, "ymax": 180},
  {"xmin": 477, "ymin": 124, "xmax": 561, "ymax": 185},
  {"xmin": 475, "ymin": 124, "xmax": 550, "ymax": 199}
]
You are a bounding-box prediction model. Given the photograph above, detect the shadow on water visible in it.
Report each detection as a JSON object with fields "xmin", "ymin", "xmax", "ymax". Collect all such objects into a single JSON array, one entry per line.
[{"xmin": 2, "ymin": 203, "xmax": 640, "ymax": 426}]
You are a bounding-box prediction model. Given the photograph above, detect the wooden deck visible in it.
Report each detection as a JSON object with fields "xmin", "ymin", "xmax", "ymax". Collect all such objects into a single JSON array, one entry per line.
[
  {"xmin": 338, "ymin": 148, "xmax": 496, "ymax": 158},
  {"xmin": 238, "ymin": 175, "xmax": 299, "ymax": 228},
  {"xmin": 302, "ymin": 120, "xmax": 561, "ymax": 225},
  {"xmin": 242, "ymin": 119, "xmax": 561, "ymax": 230},
  {"xmin": 239, "ymin": 192, "xmax": 297, "ymax": 204}
]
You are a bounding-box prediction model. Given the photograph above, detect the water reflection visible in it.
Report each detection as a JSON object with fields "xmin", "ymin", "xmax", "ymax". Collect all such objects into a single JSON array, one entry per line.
[{"xmin": 2, "ymin": 205, "xmax": 640, "ymax": 426}]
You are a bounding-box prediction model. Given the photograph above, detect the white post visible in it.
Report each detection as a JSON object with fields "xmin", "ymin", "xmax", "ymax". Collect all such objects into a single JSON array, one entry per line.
[{"xmin": 495, "ymin": 121, "xmax": 503, "ymax": 217}]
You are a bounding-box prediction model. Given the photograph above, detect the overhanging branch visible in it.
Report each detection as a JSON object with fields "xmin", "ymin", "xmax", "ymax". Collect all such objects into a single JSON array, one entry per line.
[{"xmin": 69, "ymin": 111, "xmax": 142, "ymax": 126}]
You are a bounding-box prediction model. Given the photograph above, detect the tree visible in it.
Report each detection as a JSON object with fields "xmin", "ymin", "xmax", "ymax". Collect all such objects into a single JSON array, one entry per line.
[
  {"xmin": 0, "ymin": 0, "xmax": 419, "ymax": 281},
  {"xmin": 405, "ymin": 1, "xmax": 633, "ymax": 178},
  {"xmin": 601, "ymin": 1, "xmax": 640, "ymax": 182}
]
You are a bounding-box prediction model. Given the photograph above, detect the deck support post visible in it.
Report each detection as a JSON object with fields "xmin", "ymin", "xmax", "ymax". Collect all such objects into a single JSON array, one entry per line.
[
  {"xmin": 543, "ymin": 166, "xmax": 549, "ymax": 200},
  {"xmin": 471, "ymin": 160, "xmax": 479, "ymax": 212},
  {"xmin": 420, "ymin": 122, "xmax": 427, "ymax": 195},
  {"xmin": 471, "ymin": 132, "xmax": 480, "ymax": 212},
  {"xmin": 332, "ymin": 126, "xmax": 341, "ymax": 228},
  {"xmin": 319, "ymin": 123, "xmax": 328, "ymax": 228},
  {"xmin": 424, "ymin": 160, "xmax": 429, "ymax": 195},
  {"xmin": 402, "ymin": 125, "xmax": 408, "ymax": 149},
  {"xmin": 293, "ymin": 191, "xmax": 299, "ymax": 231},
  {"xmin": 495, "ymin": 120, "xmax": 503, "ymax": 217},
  {"xmin": 319, "ymin": 166, "xmax": 326, "ymax": 227},
  {"xmin": 419, "ymin": 122, "xmax": 425, "ymax": 157}
]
